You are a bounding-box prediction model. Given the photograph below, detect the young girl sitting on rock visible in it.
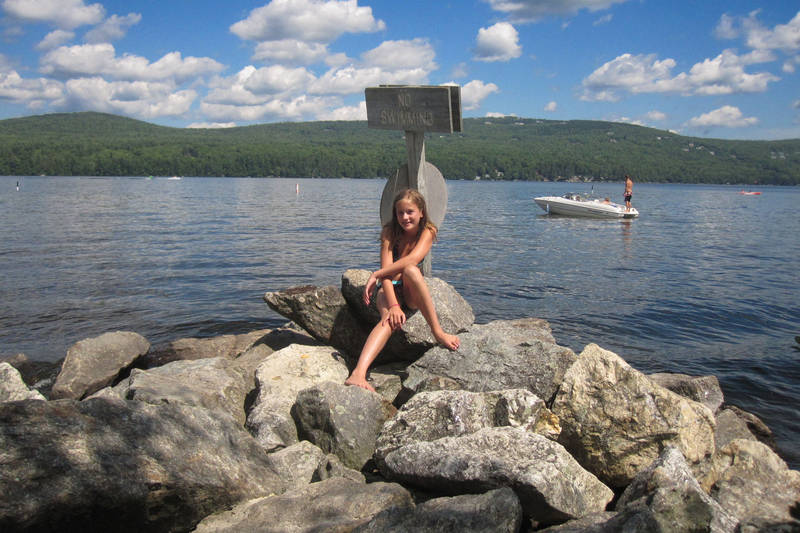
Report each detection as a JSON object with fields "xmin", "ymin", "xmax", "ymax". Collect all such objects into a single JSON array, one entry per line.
[{"xmin": 345, "ymin": 189, "xmax": 460, "ymax": 392}]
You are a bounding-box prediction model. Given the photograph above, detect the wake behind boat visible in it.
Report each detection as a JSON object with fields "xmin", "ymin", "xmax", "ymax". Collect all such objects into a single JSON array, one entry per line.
[{"xmin": 534, "ymin": 193, "xmax": 639, "ymax": 219}]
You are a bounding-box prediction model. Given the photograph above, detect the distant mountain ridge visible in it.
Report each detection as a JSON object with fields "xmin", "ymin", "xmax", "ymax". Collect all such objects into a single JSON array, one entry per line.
[{"xmin": 1, "ymin": 111, "xmax": 798, "ymax": 184}]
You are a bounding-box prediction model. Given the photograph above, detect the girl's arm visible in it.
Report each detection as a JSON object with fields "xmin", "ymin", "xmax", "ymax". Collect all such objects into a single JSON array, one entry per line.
[
  {"xmin": 362, "ymin": 227, "xmax": 434, "ymax": 306},
  {"xmin": 363, "ymin": 229, "xmax": 402, "ymax": 306},
  {"xmin": 372, "ymin": 227, "xmax": 434, "ymax": 280},
  {"xmin": 376, "ymin": 234, "xmax": 401, "ymax": 306},
  {"xmin": 374, "ymin": 236, "xmax": 406, "ymax": 330}
]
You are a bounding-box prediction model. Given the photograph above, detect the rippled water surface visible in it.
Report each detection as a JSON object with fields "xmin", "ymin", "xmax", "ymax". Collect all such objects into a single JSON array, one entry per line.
[{"xmin": 2, "ymin": 176, "xmax": 799, "ymax": 467}]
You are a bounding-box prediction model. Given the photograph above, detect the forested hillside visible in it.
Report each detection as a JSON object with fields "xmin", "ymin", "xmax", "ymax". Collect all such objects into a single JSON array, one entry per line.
[{"xmin": 1, "ymin": 112, "xmax": 798, "ymax": 184}]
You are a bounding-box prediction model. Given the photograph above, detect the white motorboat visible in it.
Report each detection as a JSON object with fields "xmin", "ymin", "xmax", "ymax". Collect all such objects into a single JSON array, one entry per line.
[{"xmin": 534, "ymin": 193, "xmax": 639, "ymax": 218}]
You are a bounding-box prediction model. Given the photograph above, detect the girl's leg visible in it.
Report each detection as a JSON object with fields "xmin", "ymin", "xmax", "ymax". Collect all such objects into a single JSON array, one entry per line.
[
  {"xmin": 345, "ymin": 289, "xmax": 392, "ymax": 392},
  {"xmin": 401, "ymin": 265, "xmax": 460, "ymax": 350}
]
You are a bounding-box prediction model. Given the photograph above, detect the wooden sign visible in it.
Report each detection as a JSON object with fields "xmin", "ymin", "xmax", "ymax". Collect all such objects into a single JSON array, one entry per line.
[
  {"xmin": 364, "ymin": 84, "xmax": 462, "ymax": 274},
  {"xmin": 365, "ymin": 85, "xmax": 462, "ymax": 133}
]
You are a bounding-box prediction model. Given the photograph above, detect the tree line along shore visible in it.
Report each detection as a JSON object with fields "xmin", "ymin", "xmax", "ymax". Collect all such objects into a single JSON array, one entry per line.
[{"xmin": 1, "ymin": 111, "xmax": 798, "ymax": 185}]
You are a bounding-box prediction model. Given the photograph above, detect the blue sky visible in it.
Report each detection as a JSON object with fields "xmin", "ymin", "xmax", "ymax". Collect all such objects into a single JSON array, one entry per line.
[{"xmin": 1, "ymin": 0, "xmax": 798, "ymax": 139}]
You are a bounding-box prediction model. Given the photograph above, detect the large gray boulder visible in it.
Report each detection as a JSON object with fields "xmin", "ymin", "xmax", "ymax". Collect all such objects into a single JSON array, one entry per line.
[
  {"xmin": 0, "ymin": 353, "xmax": 60, "ymax": 398},
  {"xmin": 536, "ymin": 512, "xmax": 618, "ymax": 532},
  {"xmin": 551, "ymin": 344, "xmax": 716, "ymax": 489},
  {"xmin": 699, "ymin": 438, "xmax": 800, "ymax": 525},
  {"xmin": 353, "ymin": 487, "xmax": 523, "ymax": 532},
  {"xmin": 104, "ymin": 357, "xmax": 251, "ymax": 425},
  {"xmin": 246, "ymin": 343, "xmax": 349, "ymax": 452},
  {"xmin": 0, "ymin": 362, "xmax": 45, "ymax": 401},
  {"xmin": 193, "ymin": 478, "xmax": 413, "ymax": 533},
  {"xmin": 342, "ymin": 268, "xmax": 475, "ymax": 362},
  {"xmin": 365, "ymin": 362, "xmax": 405, "ymax": 404},
  {"xmin": 715, "ymin": 407, "xmax": 761, "ymax": 450},
  {"xmin": 231, "ymin": 325, "xmax": 322, "ymax": 374},
  {"xmin": 375, "ymin": 388, "xmax": 560, "ymax": 470},
  {"xmin": 381, "ymin": 426, "xmax": 614, "ymax": 527},
  {"xmin": 264, "ymin": 440, "xmax": 365, "ymax": 490},
  {"xmin": 648, "ymin": 372, "xmax": 725, "ymax": 414},
  {"xmin": 615, "ymin": 446, "xmax": 737, "ymax": 533},
  {"xmin": 736, "ymin": 519, "xmax": 800, "ymax": 533},
  {"xmin": 0, "ymin": 398, "xmax": 285, "ymax": 533},
  {"xmin": 469, "ymin": 316, "xmax": 558, "ymax": 345},
  {"xmin": 51, "ymin": 331, "xmax": 150, "ymax": 400},
  {"xmin": 292, "ymin": 381, "xmax": 396, "ymax": 470},
  {"xmin": 264, "ymin": 284, "xmax": 368, "ymax": 360},
  {"xmin": 721, "ymin": 404, "xmax": 777, "ymax": 451},
  {"xmin": 140, "ymin": 328, "xmax": 271, "ymax": 368},
  {"xmin": 404, "ymin": 319, "xmax": 576, "ymax": 401}
]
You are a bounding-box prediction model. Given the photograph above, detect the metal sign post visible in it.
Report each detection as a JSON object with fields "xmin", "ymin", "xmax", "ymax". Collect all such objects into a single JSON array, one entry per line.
[{"xmin": 365, "ymin": 85, "xmax": 462, "ymax": 274}]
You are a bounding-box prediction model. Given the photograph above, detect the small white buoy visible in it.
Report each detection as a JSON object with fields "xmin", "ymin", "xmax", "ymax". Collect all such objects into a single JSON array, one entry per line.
[{"xmin": 296, "ymin": 183, "xmax": 299, "ymax": 194}]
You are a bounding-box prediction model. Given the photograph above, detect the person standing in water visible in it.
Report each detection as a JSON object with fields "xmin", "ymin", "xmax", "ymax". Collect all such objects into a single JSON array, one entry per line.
[
  {"xmin": 345, "ymin": 189, "xmax": 460, "ymax": 393},
  {"xmin": 624, "ymin": 174, "xmax": 633, "ymax": 212}
]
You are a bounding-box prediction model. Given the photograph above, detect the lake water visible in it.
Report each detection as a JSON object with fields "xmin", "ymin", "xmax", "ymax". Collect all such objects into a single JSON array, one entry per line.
[{"xmin": 2, "ymin": 176, "xmax": 799, "ymax": 469}]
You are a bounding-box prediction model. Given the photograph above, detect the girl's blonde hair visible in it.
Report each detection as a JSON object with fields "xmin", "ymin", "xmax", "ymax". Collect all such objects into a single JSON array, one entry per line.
[{"xmin": 383, "ymin": 188, "xmax": 438, "ymax": 244}]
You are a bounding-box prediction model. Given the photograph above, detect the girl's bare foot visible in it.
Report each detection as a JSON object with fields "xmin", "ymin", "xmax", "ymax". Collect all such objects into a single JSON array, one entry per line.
[
  {"xmin": 345, "ymin": 375, "xmax": 376, "ymax": 393},
  {"xmin": 435, "ymin": 332, "xmax": 460, "ymax": 351}
]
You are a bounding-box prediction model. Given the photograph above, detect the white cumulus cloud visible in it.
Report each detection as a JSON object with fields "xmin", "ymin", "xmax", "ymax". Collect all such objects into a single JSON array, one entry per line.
[
  {"xmin": 230, "ymin": 0, "xmax": 392, "ymax": 77},
  {"xmin": 580, "ymin": 53, "xmax": 677, "ymax": 101},
  {"xmin": 311, "ymin": 65, "xmax": 426, "ymax": 95},
  {"xmin": 458, "ymin": 79, "xmax": 500, "ymax": 110},
  {"xmin": 482, "ymin": 0, "xmax": 631, "ymax": 23},
  {"xmin": 201, "ymin": 94, "xmax": 340, "ymax": 123},
  {"xmin": 36, "ymin": 30, "xmax": 75, "ymax": 51},
  {"xmin": 2, "ymin": 0, "xmax": 105, "ymax": 29},
  {"xmin": 742, "ymin": 11, "xmax": 800, "ymax": 53},
  {"xmin": 715, "ymin": 11, "xmax": 800, "ymax": 76},
  {"xmin": 783, "ymin": 56, "xmax": 800, "ymax": 73},
  {"xmin": 230, "ymin": 0, "xmax": 385, "ymax": 43},
  {"xmin": 252, "ymin": 40, "xmax": 330, "ymax": 66},
  {"xmin": 714, "ymin": 13, "xmax": 739, "ymax": 40},
  {"xmin": 187, "ymin": 122, "xmax": 237, "ymax": 129},
  {"xmin": 474, "ymin": 22, "xmax": 522, "ymax": 62},
  {"xmin": 206, "ymin": 65, "xmax": 312, "ymax": 106},
  {"xmin": 84, "ymin": 13, "xmax": 142, "ymax": 43},
  {"xmin": 203, "ymin": 36, "xmax": 439, "ymax": 121},
  {"xmin": 40, "ymin": 44, "xmax": 224, "ymax": 83},
  {"xmin": 617, "ymin": 116, "xmax": 643, "ymax": 126},
  {"xmin": 0, "ymin": 69, "xmax": 63, "ymax": 107},
  {"xmin": 451, "ymin": 62, "xmax": 468, "ymax": 78},
  {"xmin": 593, "ymin": 14, "xmax": 613, "ymax": 26},
  {"xmin": 581, "ymin": 49, "xmax": 779, "ymax": 101},
  {"xmin": 686, "ymin": 105, "xmax": 758, "ymax": 128},
  {"xmin": 361, "ymin": 39, "xmax": 436, "ymax": 70},
  {"xmin": 244, "ymin": 65, "xmax": 316, "ymax": 96},
  {"xmin": 317, "ymin": 100, "xmax": 367, "ymax": 121},
  {"xmin": 645, "ymin": 110, "xmax": 666, "ymax": 121},
  {"xmin": 544, "ymin": 101, "xmax": 557, "ymax": 112},
  {"xmin": 55, "ymin": 77, "xmax": 196, "ymax": 118},
  {"xmin": 308, "ymin": 39, "xmax": 437, "ymax": 94},
  {"xmin": 685, "ymin": 49, "xmax": 778, "ymax": 95}
]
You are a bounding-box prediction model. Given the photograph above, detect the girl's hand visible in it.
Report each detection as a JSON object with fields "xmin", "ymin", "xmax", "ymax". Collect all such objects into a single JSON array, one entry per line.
[
  {"xmin": 384, "ymin": 304, "xmax": 406, "ymax": 330},
  {"xmin": 363, "ymin": 273, "xmax": 379, "ymax": 305}
]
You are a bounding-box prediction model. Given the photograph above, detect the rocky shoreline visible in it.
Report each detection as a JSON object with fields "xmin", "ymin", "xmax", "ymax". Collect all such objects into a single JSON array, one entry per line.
[{"xmin": 1, "ymin": 269, "xmax": 798, "ymax": 532}]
